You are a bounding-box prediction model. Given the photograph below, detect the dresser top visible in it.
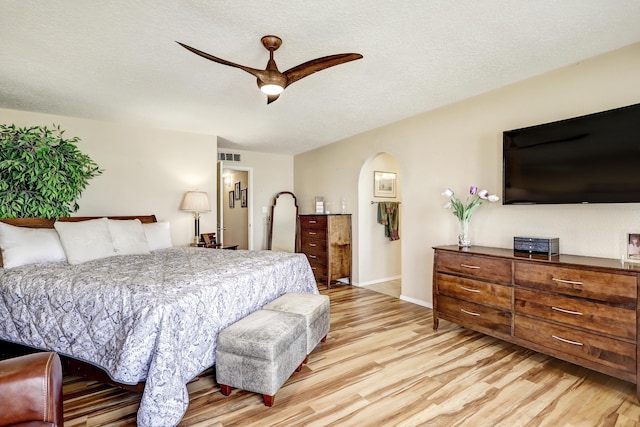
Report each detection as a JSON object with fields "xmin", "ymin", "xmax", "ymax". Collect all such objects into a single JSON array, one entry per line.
[{"xmin": 434, "ymin": 245, "xmax": 640, "ymax": 273}]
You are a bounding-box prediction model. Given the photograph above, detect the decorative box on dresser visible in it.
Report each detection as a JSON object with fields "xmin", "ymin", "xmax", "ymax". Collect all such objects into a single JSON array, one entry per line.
[
  {"xmin": 299, "ymin": 214, "xmax": 352, "ymax": 288},
  {"xmin": 432, "ymin": 245, "xmax": 640, "ymax": 400}
]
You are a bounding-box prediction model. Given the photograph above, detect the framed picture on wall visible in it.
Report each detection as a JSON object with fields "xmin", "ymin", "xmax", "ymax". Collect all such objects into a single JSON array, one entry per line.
[
  {"xmin": 373, "ymin": 171, "xmax": 397, "ymax": 198},
  {"xmin": 241, "ymin": 188, "xmax": 248, "ymax": 208},
  {"xmin": 234, "ymin": 181, "xmax": 241, "ymax": 200},
  {"xmin": 627, "ymin": 233, "xmax": 640, "ymax": 260},
  {"xmin": 229, "ymin": 191, "xmax": 235, "ymax": 208}
]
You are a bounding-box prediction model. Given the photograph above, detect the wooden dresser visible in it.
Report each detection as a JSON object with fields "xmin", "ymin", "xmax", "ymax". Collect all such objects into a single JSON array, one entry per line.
[
  {"xmin": 299, "ymin": 214, "xmax": 352, "ymax": 288},
  {"xmin": 433, "ymin": 245, "xmax": 640, "ymax": 399}
]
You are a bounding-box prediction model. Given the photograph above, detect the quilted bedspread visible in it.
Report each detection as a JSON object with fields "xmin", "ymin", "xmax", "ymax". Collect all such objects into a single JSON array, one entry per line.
[{"xmin": 0, "ymin": 247, "xmax": 318, "ymax": 426}]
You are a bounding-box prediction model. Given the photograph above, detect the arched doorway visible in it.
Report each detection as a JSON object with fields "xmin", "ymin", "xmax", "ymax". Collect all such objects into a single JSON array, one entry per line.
[{"xmin": 357, "ymin": 152, "xmax": 402, "ymax": 297}]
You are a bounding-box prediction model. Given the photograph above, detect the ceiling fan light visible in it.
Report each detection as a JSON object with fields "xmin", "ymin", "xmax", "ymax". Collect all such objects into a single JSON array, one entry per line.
[{"xmin": 260, "ymin": 84, "xmax": 284, "ymax": 95}]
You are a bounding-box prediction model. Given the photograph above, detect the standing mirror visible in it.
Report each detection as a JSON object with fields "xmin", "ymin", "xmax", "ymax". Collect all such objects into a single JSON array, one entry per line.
[{"xmin": 268, "ymin": 191, "xmax": 299, "ymax": 252}]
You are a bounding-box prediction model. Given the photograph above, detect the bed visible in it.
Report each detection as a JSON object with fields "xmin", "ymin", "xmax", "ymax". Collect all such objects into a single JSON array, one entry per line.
[{"xmin": 0, "ymin": 216, "xmax": 319, "ymax": 426}]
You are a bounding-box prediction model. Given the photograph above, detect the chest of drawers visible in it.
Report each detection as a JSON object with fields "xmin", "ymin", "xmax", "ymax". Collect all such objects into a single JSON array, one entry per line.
[
  {"xmin": 435, "ymin": 251, "xmax": 513, "ymax": 337},
  {"xmin": 299, "ymin": 214, "xmax": 352, "ymax": 288},
  {"xmin": 433, "ymin": 245, "xmax": 640, "ymax": 398}
]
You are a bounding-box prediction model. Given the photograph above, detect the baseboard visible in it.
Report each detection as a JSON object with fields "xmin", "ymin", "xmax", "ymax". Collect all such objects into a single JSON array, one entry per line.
[{"xmin": 399, "ymin": 294, "xmax": 432, "ymax": 309}]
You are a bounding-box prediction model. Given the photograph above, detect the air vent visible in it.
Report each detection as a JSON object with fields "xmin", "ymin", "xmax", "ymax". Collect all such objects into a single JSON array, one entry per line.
[{"xmin": 218, "ymin": 152, "xmax": 241, "ymax": 162}]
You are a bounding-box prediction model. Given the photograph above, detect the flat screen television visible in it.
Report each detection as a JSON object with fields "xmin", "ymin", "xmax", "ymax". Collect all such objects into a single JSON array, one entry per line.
[{"xmin": 502, "ymin": 103, "xmax": 640, "ymax": 205}]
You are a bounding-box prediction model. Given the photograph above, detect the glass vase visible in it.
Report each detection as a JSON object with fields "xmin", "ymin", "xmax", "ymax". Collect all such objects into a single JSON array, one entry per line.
[{"xmin": 458, "ymin": 219, "xmax": 471, "ymax": 248}]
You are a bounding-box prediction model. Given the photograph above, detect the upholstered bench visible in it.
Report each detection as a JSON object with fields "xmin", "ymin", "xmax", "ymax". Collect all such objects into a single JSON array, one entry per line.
[
  {"xmin": 215, "ymin": 309, "xmax": 307, "ymax": 406},
  {"xmin": 263, "ymin": 292, "xmax": 330, "ymax": 363}
]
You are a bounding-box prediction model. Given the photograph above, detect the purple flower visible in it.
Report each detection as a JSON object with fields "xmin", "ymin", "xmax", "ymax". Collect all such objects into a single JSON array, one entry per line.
[{"xmin": 441, "ymin": 186, "xmax": 499, "ymax": 220}]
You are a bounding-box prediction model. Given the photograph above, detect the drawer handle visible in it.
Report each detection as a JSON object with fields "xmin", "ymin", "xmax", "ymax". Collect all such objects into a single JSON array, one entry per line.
[
  {"xmin": 552, "ymin": 278, "xmax": 583, "ymax": 286},
  {"xmin": 552, "ymin": 335, "xmax": 583, "ymax": 346},
  {"xmin": 309, "ymin": 255, "xmax": 317, "ymax": 259},
  {"xmin": 460, "ymin": 286, "xmax": 481, "ymax": 293},
  {"xmin": 460, "ymin": 308, "xmax": 480, "ymax": 317},
  {"xmin": 460, "ymin": 263, "xmax": 481, "ymax": 269},
  {"xmin": 551, "ymin": 306, "xmax": 583, "ymax": 316},
  {"xmin": 309, "ymin": 232, "xmax": 317, "ymax": 235},
  {"xmin": 309, "ymin": 243, "xmax": 317, "ymax": 247},
  {"xmin": 309, "ymin": 220, "xmax": 317, "ymax": 224}
]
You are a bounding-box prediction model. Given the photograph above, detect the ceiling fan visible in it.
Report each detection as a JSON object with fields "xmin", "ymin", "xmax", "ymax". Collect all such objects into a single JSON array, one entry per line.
[{"xmin": 176, "ymin": 35, "xmax": 363, "ymax": 104}]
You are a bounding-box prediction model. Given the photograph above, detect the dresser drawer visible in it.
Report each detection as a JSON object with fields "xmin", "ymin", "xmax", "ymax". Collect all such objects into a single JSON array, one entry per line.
[
  {"xmin": 300, "ymin": 238, "xmax": 327, "ymax": 255},
  {"xmin": 300, "ymin": 227, "xmax": 327, "ymax": 240},
  {"xmin": 438, "ymin": 295, "xmax": 512, "ymax": 335},
  {"xmin": 436, "ymin": 251, "xmax": 512, "ymax": 284},
  {"xmin": 299, "ymin": 215, "xmax": 327, "ymax": 230},
  {"xmin": 514, "ymin": 262, "xmax": 637, "ymax": 306},
  {"xmin": 514, "ymin": 314, "xmax": 636, "ymax": 374},
  {"xmin": 437, "ymin": 273, "xmax": 512, "ymax": 310},
  {"xmin": 307, "ymin": 260, "xmax": 327, "ymax": 279},
  {"xmin": 515, "ymin": 288, "xmax": 636, "ymax": 340},
  {"xmin": 305, "ymin": 251, "xmax": 327, "ymax": 268}
]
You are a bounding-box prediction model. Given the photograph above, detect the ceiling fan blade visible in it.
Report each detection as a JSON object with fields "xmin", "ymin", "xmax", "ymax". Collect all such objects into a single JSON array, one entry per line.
[
  {"xmin": 176, "ymin": 41, "xmax": 264, "ymax": 78},
  {"xmin": 283, "ymin": 53, "xmax": 363, "ymax": 87}
]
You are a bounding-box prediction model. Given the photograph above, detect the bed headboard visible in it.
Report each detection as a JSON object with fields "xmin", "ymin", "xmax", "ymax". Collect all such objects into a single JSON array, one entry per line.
[{"xmin": 0, "ymin": 215, "xmax": 158, "ymax": 267}]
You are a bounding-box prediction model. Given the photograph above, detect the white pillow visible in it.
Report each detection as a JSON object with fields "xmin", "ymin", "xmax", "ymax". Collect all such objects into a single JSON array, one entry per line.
[
  {"xmin": 0, "ymin": 221, "xmax": 67, "ymax": 269},
  {"xmin": 143, "ymin": 221, "xmax": 173, "ymax": 250},
  {"xmin": 107, "ymin": 219, "xmax": 150, "ymax": 255},
  {"xmin": 54, "ymin": 218, "xmax": 117, "ymax": 265}
]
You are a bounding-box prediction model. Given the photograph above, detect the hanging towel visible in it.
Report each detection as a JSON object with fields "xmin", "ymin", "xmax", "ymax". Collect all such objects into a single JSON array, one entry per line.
[{"xmin": 377, "ymin": 202, "xmax": 400, "ymax": 241}]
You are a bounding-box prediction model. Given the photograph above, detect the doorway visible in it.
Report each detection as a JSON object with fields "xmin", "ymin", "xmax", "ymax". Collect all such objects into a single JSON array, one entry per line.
[
  {"xmin": 357, "ymin": 152, "xmax": 402, "ymax": 297},
  {"xmin": 217, "ymin": 163, "xmax": 253, "ymax": 249}
]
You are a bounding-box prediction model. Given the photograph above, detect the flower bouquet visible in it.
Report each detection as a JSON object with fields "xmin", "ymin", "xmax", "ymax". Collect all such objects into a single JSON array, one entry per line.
[{"xmin": 442, "ymin": 186, "xmax": 499, "ymax": 247}]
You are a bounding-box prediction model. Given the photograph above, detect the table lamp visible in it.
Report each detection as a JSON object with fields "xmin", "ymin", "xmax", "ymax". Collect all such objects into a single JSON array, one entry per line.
[{"xmin": 180, "ymin": 191, "xmax": 211, "ymax": 245}]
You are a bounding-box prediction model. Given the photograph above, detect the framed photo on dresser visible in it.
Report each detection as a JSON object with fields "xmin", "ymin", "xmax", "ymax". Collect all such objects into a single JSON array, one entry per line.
[{"xmin": 627, "ymin": 233, "xmax": 640, "ymax": 261}]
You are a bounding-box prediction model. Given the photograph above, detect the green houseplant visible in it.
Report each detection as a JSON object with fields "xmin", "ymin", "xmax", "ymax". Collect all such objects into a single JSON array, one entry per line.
[{"xmin": 0, "ymin": 124, "xmax": 103, "ymax": 218}]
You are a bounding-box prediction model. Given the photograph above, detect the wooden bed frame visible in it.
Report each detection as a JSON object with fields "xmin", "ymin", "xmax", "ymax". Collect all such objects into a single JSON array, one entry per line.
[{"xmin": 0, "ymin": 215, "xmax": 157, "ymax": 392}]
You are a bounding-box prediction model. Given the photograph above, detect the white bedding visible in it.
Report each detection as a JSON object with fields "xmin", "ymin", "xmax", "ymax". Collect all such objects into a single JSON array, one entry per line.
[{"xmin": 0, "ymin": 247, "xmax": 318, "ymax": 426}]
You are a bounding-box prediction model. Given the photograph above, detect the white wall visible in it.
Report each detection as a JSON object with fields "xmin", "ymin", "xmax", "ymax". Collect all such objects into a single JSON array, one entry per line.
[
  {"xmin": 295, "ymin": 42, "xmax": 640, "ymax": 307},
  {"xmin": 0, "ymin": 109, "xmax": 293, "ymax": 251},
  {"xmin": 0, "ymin": 108, "xmax": 217, "ymax": 246}
]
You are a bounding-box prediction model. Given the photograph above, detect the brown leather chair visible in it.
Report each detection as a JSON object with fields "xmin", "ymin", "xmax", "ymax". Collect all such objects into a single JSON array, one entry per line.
[{"xmin": 0, "ymin": 352, "xmax": 63, "ymax": 427}]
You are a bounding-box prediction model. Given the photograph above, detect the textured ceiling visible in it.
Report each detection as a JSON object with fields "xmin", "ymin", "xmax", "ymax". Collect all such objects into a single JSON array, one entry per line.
[{"xmin": 1, "ymin": 1, "xmax": 640, "ymax": 155}]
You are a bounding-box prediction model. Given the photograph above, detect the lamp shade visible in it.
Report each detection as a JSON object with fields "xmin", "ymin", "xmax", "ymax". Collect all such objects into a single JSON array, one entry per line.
[{"xmin": 180, "ymin": 191, "xmax": 211, "ymax": 212}]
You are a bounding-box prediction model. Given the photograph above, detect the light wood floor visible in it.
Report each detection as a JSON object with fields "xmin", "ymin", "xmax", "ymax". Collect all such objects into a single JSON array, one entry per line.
[
  {"xmin": 63, "ymin": 285, "xmax": 640, "ymax": 426},
  {"xmin": 362, "ymin": 279, "xmax": 401, "ymax": 298}
]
